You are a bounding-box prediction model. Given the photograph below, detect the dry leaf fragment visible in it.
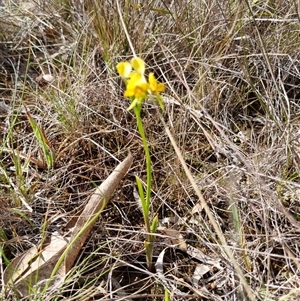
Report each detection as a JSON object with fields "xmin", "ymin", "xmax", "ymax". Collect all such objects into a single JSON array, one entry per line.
[
  {"xmin": 4, "ymin": 153, "xmax": 133, "ymax": 298},
  {"xmin": 4, "ymin": 232, "xmax": 68, "ymax": 297},
  {"xmin": 192, "ymin": 264, "xmax": 210, "ymax": 287},
  {"xmin": 35, "ymin": 74, "xmax": 54, "ymax": 86},
  {"xmin": 63, "ymin": 152, "xmax": 133, "ymax": 273},
  {"xmin": 186, "ymin": 245, "xmax": 221, "ymax": 268},
  {"xmin": 155, "ymin": 247, "xmax": 217, "ymax": 299},
  {"xmin": 157, "ymin": 226, "xmax": 187, "ymax": 250}
]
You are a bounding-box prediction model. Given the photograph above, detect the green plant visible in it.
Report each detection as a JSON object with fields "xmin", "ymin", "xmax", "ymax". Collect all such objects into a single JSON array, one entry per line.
[
  {"xmin": 117, "ymin": 57, "xmax": 164, "ymax": 271},
  {"xmin": 26, "ymin": 110, "xmax": 55, "ymax": 170}
]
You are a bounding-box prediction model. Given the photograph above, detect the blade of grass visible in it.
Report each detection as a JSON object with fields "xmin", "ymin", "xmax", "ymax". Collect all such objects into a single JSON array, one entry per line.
[{"xmin": 25, "ymin": 109, "xmax": 55, "ymax": 170}]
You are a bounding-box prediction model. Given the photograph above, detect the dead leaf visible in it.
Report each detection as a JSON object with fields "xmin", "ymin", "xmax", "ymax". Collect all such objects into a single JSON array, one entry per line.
[
  {"xmin": 186, "ymin": 245, "xmax": 221, "ymax": 268},
  {"xmin": 63, "ymin": 152, "xmax": 133, "ymax": 274},
  {"xmin": 192, "ymin": 264, "xmax": 210, "ymax": 287},
  {"xmin": 4, "ymin": 153, "xmax": 133, "ymax": 297},
  {"xmin": 4, "ymin": 232, "xmax": 68, "ymax": 297},
  {"xmin": 155, "ymin": 247, "xmax": 187, "ymax": 296},
  {"xmin": 155, "ymin": 247, "xmax": 216, "ymax": 299},
  {"xmin": 35, "ymin": 74, "xmax": 54, "ymax": 86},
  {"xmin": 157, "ymin": 226, "xmax": 187, "ymax": 250}
]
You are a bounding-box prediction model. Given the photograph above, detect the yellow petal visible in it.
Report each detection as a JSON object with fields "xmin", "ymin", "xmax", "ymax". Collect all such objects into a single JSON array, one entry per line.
[
  {"xmin": 124, "ymin": 88, "xmax": 134, "ymax": 98},
  {"xmin": 127, "ymin": 73, "xmax": 147, "ymax": 90},
  {"xmin": 148, "ymin": 73, "xmax": 157, "ymax": 90},
  {"xmin": 125, "ymin": 83, "xmax": 148, "ymax": 98},
  {"xmin": 148, "ymin": 73, "xmax": 165, "ymax": 93},
  {"xmin": 134, "ymin": 86, "xmax": 148, "ymax": 98},
  {"xmin": 131, "ymin": 57, "xmax": 145, "ymax": 75},
  {"xmin": 126, "ymin": 83, "xmax": 148, "ymax": 97},
  {"xmin": 156, "ymin": 82, "xmax": 165, "ymax": 93},
  {"xmin": 117, "ymin": 62, "xmax": 132, "ymax": 78}
]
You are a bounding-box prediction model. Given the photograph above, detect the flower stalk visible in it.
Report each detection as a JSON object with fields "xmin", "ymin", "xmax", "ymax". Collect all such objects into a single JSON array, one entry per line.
[{"xmin": 117, "ymin": 57, "xmax": 164, "ymax": 270}]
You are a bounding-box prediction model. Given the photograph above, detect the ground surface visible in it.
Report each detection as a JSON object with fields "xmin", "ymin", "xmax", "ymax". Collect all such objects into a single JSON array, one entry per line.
[{"xmin": 1, "ymin": 1, "xmax": 300, "ymax": 300}]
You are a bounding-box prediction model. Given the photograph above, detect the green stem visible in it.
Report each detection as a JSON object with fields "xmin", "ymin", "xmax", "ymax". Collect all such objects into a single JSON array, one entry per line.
[{"xmin": 134, "ymin": 105, "xmax": 152, "ymax": 234}]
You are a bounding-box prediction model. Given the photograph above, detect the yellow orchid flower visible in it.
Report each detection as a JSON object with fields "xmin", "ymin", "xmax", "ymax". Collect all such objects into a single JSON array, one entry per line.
[
  {"xmin": 148, "ymin": 73, "xmax": 165, "ymax": 94},
  {"xmin": 124, "ymin": 72, "xmax": 148, "ymax": 99},
  {"xmin": 117, "ymin": 57, "xmax": 164, "ymax": 110}
]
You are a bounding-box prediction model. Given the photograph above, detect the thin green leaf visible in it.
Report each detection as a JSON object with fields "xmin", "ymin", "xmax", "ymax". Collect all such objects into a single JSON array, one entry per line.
[
  {"xmin": 151, "ymin": 215, "xmax": 159, "ymax": 234},
  {"xmin": 136, "ymin": 176, "xmax": 148, "ymax": 218},
  {"xmin": 26, "ymin": 111, "xmax": 55, "ymax": 169}
]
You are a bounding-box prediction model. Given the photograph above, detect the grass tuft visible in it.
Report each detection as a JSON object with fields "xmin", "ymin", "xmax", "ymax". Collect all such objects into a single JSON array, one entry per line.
[{"xmin": 1, "ymin": 0, "xmax": 300, "ymax": 300}]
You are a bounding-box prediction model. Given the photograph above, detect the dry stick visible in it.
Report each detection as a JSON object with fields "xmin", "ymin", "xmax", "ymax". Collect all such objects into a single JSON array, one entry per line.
[
  {"xmin": 164, "ymin": 127, "xmax": 256, "ymax": 301},
  {"xmin": 116, "ymin": 0, "xmax": 136, "ymax": 57}
]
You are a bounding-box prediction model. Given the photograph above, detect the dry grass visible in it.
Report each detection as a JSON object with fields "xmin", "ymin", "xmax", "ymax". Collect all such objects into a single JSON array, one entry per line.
[{"xmin": 1, "ymin": 0, "xmax": 300, "ymax": 300}]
